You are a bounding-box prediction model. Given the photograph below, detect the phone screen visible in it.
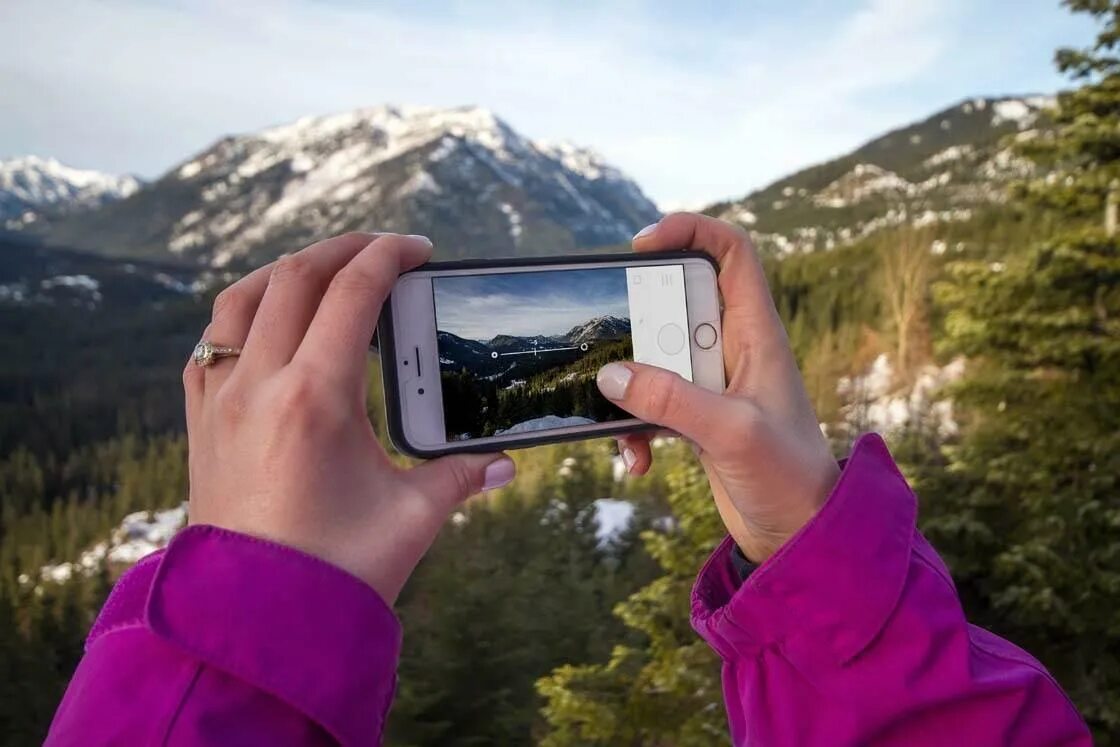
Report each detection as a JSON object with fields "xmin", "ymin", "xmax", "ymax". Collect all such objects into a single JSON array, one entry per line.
[{"xmin": 432, "ymin": 264, "xmax": 693, "ymax": 441}]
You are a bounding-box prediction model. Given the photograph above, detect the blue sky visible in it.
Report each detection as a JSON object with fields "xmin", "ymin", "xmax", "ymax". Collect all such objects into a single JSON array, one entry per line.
[
  {"xmin": 0, "ymin": 1, "xmax": 1098, "ymax": 207},
  {"xmin": 434, "ymin": 269, "xmax": 629, "ymax": 340}
]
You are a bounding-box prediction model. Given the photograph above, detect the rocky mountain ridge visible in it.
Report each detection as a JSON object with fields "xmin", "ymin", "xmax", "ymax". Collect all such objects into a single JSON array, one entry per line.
[
  {"xmin": 709, "ymin": 95, "xmax": 1055, "ymax": 254},
  {"xmin": 30, "ymin": 105, "xmax": 660, "ymax": 266}
]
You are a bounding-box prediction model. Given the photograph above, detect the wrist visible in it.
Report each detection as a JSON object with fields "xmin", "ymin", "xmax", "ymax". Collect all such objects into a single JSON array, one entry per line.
[{"xmin": 735, "ymin": 458, "xmax": 840, "ymax": 564}]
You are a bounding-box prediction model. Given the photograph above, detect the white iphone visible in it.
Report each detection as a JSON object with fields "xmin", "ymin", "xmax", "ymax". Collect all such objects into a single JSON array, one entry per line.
[{"xmin": 377, "ymin": 251, "xmax": 725, "ymax": 457}]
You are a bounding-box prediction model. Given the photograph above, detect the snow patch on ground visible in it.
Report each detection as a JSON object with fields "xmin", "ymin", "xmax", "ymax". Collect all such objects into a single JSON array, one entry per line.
[
  {"xmin": 837, "ymin": 354, "xmax": 966, "ymax": 438},
  {"xmin": 40, "ymin": 274, "xmax": 102, "ymax": 304},
  {"xmin": 592, "ymin": 499, "xmax": 635, "ymax": 543},
  {"xmin": 34, "ymin": 505, "xmax": 187, "ymax": 585},
  {"xmin": 499, "ymin": 201, "xmax": 523, "ymax": 239},
  {"xmin": 494, "ymin": 415, "xmax": 595, "ymax": 435}
]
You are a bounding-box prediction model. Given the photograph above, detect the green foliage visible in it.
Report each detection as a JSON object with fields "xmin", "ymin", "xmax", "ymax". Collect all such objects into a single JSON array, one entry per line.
[
  {"xmin": 919, "ymin": 6, "xmax": 1120, "ymax": 737},
  {"xmin": 928, "ymin": 227, "xmax": 1120, "ymax": 737},
  {"xmin": 536, "ymin": 443, "xmax": 728, "ymax": 746},
  {"xmin": 387, "ymin": 439, "xmax": 659, "ymax": 746}
]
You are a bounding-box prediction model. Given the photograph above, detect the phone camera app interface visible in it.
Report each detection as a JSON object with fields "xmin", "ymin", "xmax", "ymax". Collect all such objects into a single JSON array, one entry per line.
[{"xmin": 432, "ymin": 265, "xmax": 692, "ymax": 441}]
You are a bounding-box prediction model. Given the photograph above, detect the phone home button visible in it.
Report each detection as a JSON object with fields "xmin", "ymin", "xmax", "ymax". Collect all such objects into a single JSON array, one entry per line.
[
  {"xmin": 657, "ymin": 323, "xmax": 686, "ymax": 355},
  {"xmin": 694, "ymin": 323, "xmax": 717, "ymax": 350}
]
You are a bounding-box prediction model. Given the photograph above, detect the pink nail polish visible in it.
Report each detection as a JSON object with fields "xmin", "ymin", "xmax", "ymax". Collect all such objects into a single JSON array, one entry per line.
[{"xmin": 481, "ymin": 457, "xmax": 516, "ymax": 491}]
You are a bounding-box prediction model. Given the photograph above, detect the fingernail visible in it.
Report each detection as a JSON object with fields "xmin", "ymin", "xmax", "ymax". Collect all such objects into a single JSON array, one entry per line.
[
  {"xmin": 597, "ymin": 363, "xmax": 632, "ymax": 401},
  {"xmin": 481, "ymin": 457, "xmax": 516, "ymax": 491},
  {"xmin": 406, "ymin": 234, "xmax": 433, "ymax": 248},
  {"xmin": 622, "ymin": 447, "xmax": 637, "ymax": 473},
  {"xmin": 633, "ymin": 222, "xmax": 659, "ymax": 240}
]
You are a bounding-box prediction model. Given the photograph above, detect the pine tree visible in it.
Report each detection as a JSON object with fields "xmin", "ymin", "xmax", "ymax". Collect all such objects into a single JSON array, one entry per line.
[
  {"xmin": 924, "ymin": 2, "xmax": 1120, "ymax": 736},
  {"xmin": 537, "ymin": 442, "xmax": 729, "ymax": 746}
]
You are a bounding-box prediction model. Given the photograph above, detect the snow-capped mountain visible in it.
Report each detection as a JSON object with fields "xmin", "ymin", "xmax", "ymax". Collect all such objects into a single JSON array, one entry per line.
[
  {"xmin": 564, "ymin": 315, "xmax": 631, "ymax": 344},
  {"xmin": 0, "ymin": 156, "xmax": 140, "ymax": 227},
  {"xmin": 44, "ymin": 105, "xmax": 660, "ymax": 266},
  {"xmin": 708, "ymin": 95, "xmax": 1056, "ymax": 255}
]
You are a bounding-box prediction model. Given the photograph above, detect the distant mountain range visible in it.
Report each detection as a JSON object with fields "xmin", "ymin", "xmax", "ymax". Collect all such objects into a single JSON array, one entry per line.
[
  {"xmin": 1, "ymin": 156, "xmax": 140, "ymax": 226},
  {"xmin": 438, "ymin": 315, "xmax": 630, "ymax": 373},
  {"xmin": 706, "ymin": 95, "xmax": 1055, "ymax": 254},
  {"xmin": 4, "ymin": 105, "xmax": 659, "ymax": 266},
  {"xmin": 1, "ymin": 94, "xmax": 1060, "ymax": 276}
]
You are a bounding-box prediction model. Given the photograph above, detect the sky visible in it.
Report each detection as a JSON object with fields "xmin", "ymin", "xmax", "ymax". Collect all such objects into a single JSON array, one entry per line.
[
  {"xmin": 0, "ymin": 1, "xmax": 1099, "ymax": 208},
  {"xmin": 434, "ymin": 269, "xmax": 629, "ymax": 340}
]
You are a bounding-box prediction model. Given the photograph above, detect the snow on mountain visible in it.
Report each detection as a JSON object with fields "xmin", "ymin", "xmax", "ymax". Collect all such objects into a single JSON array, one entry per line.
[
  {"xmin": 46, "ymin": 105, "xmax": 660, "ymax": 266},
  {"xmin": 565, "ymin": 315, "xmax": 631, "ymax": 344},
  {"xmin": 711, "ymin": 95, "xmax": 1057, "ymax": 255},
  {"xmin": 990, "ymin": 96, "xmax": 1055, "ymax": 129},
  {"xmin": 27, "ymin": 504, "xmax": 186, "ymax": 586},
  {"xmin": 0, "ymin": 155, "xmax": 139, "ymax": 225}
]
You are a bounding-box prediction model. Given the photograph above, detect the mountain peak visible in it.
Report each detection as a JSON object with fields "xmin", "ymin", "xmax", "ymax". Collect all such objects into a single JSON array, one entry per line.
[
  {"xmin": 0, "ymin": 156, "xmax": 140, "ymax": 225},
  {"xmin": 41, "ymin": 103, "xmax": 659, "ymax": 267}
]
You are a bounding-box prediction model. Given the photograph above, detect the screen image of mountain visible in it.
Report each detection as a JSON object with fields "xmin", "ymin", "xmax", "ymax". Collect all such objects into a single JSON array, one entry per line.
[{"xmin": 433, "ymin": 268, "xmax": 636, "ymax": 439}]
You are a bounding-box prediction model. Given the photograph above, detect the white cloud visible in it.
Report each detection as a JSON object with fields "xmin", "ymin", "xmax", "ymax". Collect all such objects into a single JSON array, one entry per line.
[{"xmin": 0, "ymin": 0, "xmax": 1064, "ymax": 208}]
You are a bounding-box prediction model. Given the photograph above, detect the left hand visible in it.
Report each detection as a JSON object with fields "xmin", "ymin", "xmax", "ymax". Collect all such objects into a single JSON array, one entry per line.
[{"xmin": 184, "ymin": 232, "xmax": 516, "ymax": 604}]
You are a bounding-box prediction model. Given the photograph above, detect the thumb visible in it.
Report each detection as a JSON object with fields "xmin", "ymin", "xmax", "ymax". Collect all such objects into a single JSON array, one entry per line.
[
  {"xmin": 406, "ymin": 452, "xmax": 517, "ymax": 512},
  {"xmin": 597, "ymin": 361, "xmax": 736, "ymax": 453}
]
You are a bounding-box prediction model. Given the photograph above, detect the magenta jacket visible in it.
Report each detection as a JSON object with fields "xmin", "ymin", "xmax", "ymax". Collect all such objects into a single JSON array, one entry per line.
[{"xmin": 46, "ymin": 435, "xmax": 1090, "ymax": 746}]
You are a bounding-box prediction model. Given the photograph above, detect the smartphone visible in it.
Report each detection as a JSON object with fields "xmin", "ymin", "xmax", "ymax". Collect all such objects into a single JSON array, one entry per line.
[{"xmin": 378, "ymin": 251, "xmax": 725, "ymax": 457}]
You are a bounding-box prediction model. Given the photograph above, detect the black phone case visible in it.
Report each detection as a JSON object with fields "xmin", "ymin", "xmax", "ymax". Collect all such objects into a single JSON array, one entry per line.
[{"xmin": 376, "ymin": 249, "xmax": 718, "ymax": 458}]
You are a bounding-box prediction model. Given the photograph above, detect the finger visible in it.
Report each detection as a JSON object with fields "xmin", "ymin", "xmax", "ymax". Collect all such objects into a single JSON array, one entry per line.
[
  {"xmin": 198, "ymin": 262, "xmax": 275, "ymax": 392},
  {"xmin": 296, "ymin": 234, "xmax": 432, "ymax": 391},
  {"xmin": 616, "ymin": 435, "xmax": 652, "ymax": 476},
  {"xmin": 183, "ymin": 349, "xmax": 205, "ymax": 439},
  {"xmin": 598, "ymin": 361, "xmax": 758, "ymax": 460},
  {"xmin": 634, "ymin": 212, "xmax": 783, "ymax": 338},
  {"xmin": 240, "ymin": 232, "xmax": 380, "ymax": 373},
  {"xmin": 632, "ymin": 213, "xmax": 767, "ymax": 303},
  {"xmin": 406, "ymin": 453, "xmax": 516, "ymax": 514}
]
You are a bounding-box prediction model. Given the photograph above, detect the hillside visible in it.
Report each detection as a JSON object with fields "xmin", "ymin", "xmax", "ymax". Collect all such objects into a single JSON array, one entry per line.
[
  {"xmin": 707, "ymin": 96, "xmax": 1054, "ymax": 254},
  {"xmin": 32, "ymin": 105, "xmax": 660, "ymax": 266}
]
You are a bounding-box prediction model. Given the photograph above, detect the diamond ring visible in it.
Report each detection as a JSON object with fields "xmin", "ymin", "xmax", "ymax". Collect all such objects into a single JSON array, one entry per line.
[{"xmin": 192, "ymin": 340, "xmax": 242, "ymax": 367}]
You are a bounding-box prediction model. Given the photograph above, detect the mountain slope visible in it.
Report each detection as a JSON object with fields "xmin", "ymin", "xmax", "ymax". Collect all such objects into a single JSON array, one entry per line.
[
  {"xmin": 708, "ymin": 96, "xmax": 1054, "ymax": 254},
  {"xmin": 44, "ymin": 105, "xmax": 660, "ymax": 266},
  {"xmin": 0, "ymin": 156, "xmax": 140, "ymax": 227}
]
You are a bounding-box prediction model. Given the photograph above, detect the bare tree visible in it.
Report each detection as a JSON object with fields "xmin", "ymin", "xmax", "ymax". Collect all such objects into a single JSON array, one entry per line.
[{"xmin": 877, "ymin": 227, "xmax": 934, "ymax": 378}]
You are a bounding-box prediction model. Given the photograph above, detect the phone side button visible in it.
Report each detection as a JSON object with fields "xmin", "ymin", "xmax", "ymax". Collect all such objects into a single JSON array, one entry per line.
[{"xmin": 694, "ymin": 323, "xmax": 718, "ymax": 350}]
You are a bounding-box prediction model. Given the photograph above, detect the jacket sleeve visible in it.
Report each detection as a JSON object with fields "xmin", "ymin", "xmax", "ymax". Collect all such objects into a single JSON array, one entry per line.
[
  {"xmin": 691, "ymin": 433, "xmax": 1092, "ymax": 747},
  {"xmin": 45, "ymin": 525, "xmax": 402, "ymax": 747}
]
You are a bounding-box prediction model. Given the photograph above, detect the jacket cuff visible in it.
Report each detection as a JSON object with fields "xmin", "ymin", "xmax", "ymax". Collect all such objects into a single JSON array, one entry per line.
[
  {"xmin": 88, "ymin": 524, "xmax": 402, "ymax": 746},
  {"xmin": 691, "ymin": 433, "xmax": 916, "ymax": 664}
]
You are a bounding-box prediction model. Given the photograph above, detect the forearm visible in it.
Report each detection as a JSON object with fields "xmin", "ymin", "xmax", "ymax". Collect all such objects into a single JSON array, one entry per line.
[
  {"xmin": 46, "ymin": 526, "xmax": 401, "ymax": 747},
  {"xmin": 691, "ymin": 434, "xmax": 1090, "ymax": 747}
]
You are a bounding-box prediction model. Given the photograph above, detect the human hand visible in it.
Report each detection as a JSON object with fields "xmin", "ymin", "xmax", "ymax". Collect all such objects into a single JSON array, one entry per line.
[
  {"xmin": 184, "ymin": 233, "xmax": 516, "ymax": 604},
  {"xmin": 599, "ymin": 214, "xmax": 839, "ymax": 563}
]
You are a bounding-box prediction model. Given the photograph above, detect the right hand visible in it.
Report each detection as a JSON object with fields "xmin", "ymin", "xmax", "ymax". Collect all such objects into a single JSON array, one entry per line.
[{"xmin": 598, "ymin": 213, "xmax": 839, "ymax": 563}]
